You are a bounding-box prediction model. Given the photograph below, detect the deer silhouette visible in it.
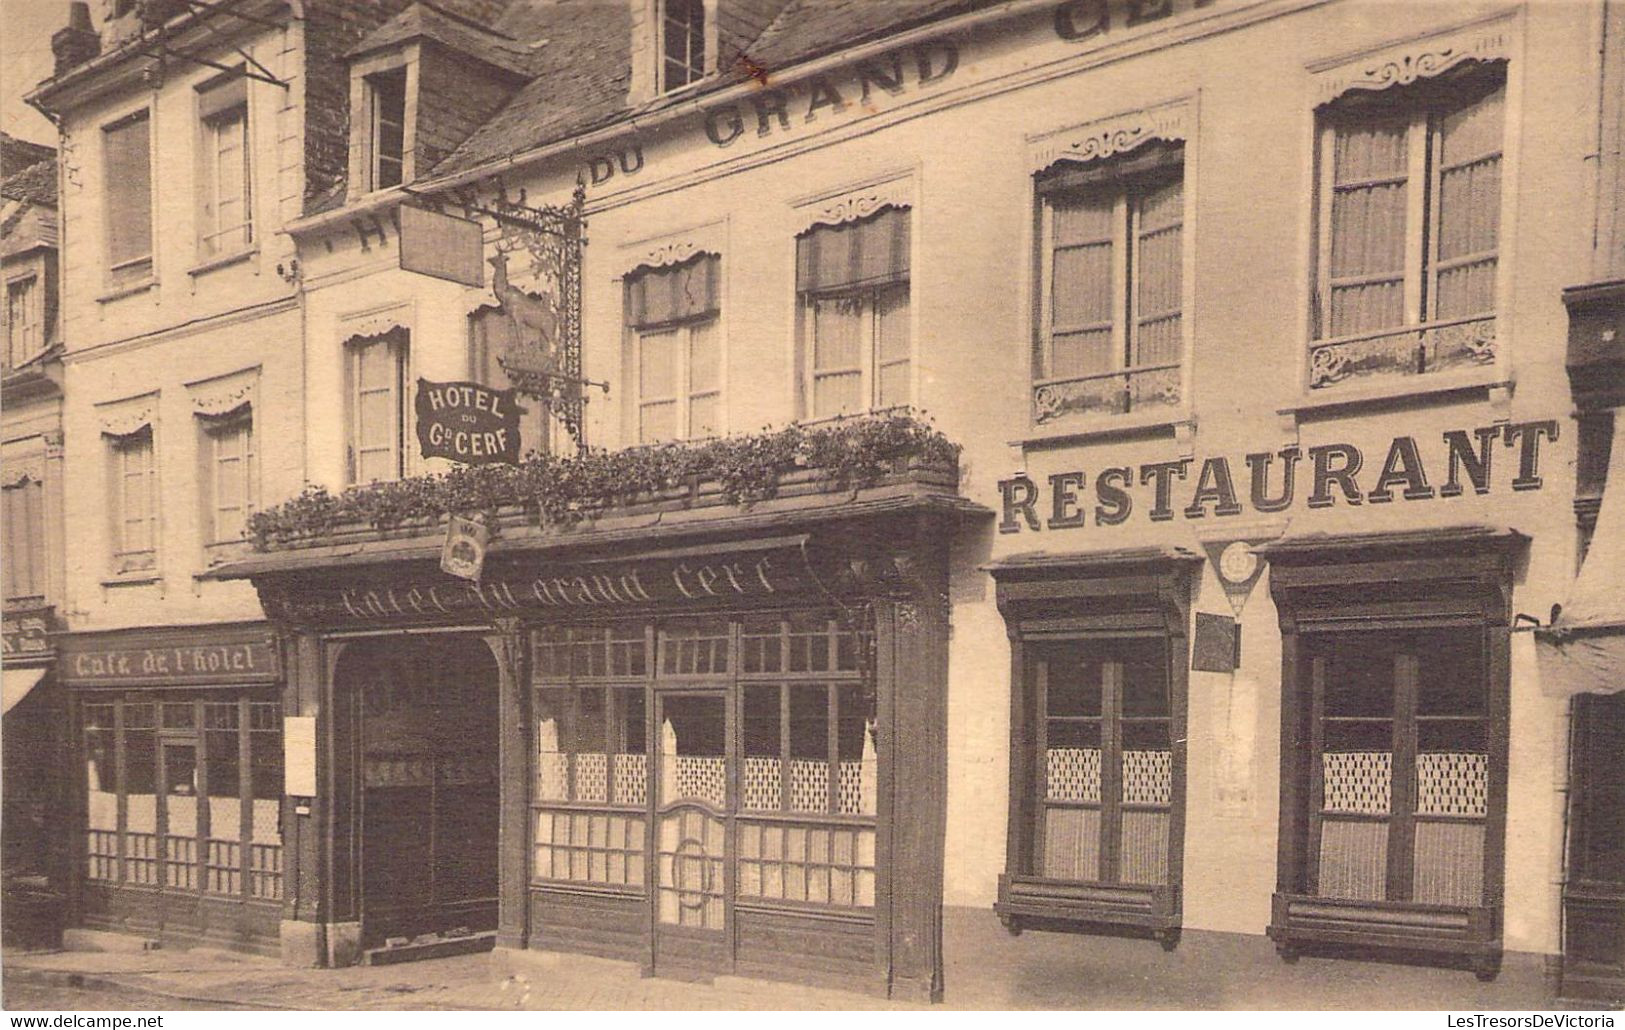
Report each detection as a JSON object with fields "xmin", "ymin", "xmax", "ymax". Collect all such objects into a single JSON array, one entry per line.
[{"xmin": 488, "ymin": 251, "xmax": 560, "ymax": 365}]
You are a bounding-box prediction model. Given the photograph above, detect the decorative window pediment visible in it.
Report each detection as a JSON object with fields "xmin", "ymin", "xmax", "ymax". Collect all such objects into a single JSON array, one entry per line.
[
  {"xmin": 1028, "ymin": 98, "xmax": 1192, "ymax": 176},
  {"xmin": 1308, "ymin": 13, "xmax": 1515, "ymax": 106},
  {"xmin": 792, "ymin": 173, "xmax": 914, "ymax": 233},
  {"xmin": 619, "ymin": 221, "xmax": 726, "ymax": 278},
  {"xmin": 96, "ymin": 392, "xmax": 158, "ymax": 438},
  {"xmin": 187, "ymin": 366, "xmax": 259, "ymax": 419}
]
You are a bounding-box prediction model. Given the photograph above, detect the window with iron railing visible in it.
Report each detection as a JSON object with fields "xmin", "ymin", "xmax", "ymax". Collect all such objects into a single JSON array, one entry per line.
[
  {"xmin": 1032, "ymin": 142, "xmax": 1185, "ymax": 425},
  {"xmin": 1309, "ymin": 63, "xmax": 1505, "ymax": 390}
]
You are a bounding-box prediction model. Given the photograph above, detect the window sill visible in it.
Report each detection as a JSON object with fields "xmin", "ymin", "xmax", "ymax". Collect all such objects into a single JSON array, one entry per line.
[
  {"xmin": 96, "ymin": 278, "xmax": 158, "ymax": 304},
  {"xmin": 1279, "ymin": 369, "xmax": 1512, "ymax": 421},
  {"xmin": 188, "ymin": 247, "xmax": 257, "ymax": 278},
  {"xmin": 101, "ymin": 571, "xmax": 161, "ymax": 587},
  {"xmin": 1016, "ymin": 408, "xmax": 1194, "ymax": 451}
]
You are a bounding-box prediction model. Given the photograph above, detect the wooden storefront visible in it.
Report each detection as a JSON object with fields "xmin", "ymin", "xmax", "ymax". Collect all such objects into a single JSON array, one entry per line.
[
  {"xmin": 56, "ymin": 623, "xmax": 286, "ymax": 955},
  {"xmin": 225, "ymin": 478, "xmax": 981, "ymax": 1000}
]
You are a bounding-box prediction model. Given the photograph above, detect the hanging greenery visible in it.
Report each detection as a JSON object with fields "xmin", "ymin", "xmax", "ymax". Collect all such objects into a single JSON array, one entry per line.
[{"xmin": 247, "ymin": 410, "xmax": 960, "ymax": 550}]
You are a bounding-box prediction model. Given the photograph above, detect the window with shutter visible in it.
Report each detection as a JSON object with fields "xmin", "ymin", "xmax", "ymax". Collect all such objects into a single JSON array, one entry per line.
[
  {"xmin": 108, "ymin": 426, "xmax": 158, "ymax": 573},
  {"xmin": 796, "ymin": 207, "xmax": 912, "ymax": 418},
  {"xmin": 197, "ymin": 76, "xmax": 252, "ymax": 259},
  {"xmin": 624, "ymin": 254, "xmax": 722, "ymax": 443},
  {"xmin": 1310, "ymin": 63, "xmax": 1505, "ymax": 389},
  {"xmin": 347, "ymin": 330, "xmax": 408, "ymax": 484},
  {"xmin": 659, "ymin": 0, "xmax": 707, "ymax": 92},
  {"xmin": 198, "ymin": 407, "xmax": 256, "ymax": 549},
  {"xmin": 2, "ymin": 476, "xmax": 45, "ymax": 602},
  {"xmin": 104, "ymin": 111, "xmax": 153, "ymax": 286}
]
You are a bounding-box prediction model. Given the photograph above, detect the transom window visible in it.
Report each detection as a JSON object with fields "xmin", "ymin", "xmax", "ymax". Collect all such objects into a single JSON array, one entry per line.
[
  {"xmin": 1310, "ymin": 63, "xmax": 1506, "ymax": 387},
  {"xmin": 1033, "ymin": 141, "xmax": 1185, "ymax": 423},
  {"xmin": 625, "ymin": 255, "xmax": 721, "ymax": 443},
  {"xmin": 659, "ymin": 0, "xmax": 706, "ymax": 92},
  {"xmin": 107, "ymin": 426, "xmax": 157, "ymax": 574},
  {"xmin": 197, "ymin": 76, "xmax": 252, "ymax": 259},
  {"xmin": 796, "ymin": 207, "xmax": 912, "ymax": 418}
]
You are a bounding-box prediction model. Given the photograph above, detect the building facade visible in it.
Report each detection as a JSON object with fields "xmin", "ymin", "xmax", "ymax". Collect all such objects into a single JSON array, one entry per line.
[{"xmin": 21, "ymin": 0, "xmax": 1625, "ymax": 1006}]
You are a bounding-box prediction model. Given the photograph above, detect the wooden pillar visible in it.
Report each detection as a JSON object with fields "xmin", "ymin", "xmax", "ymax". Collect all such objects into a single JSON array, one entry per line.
[
  {"xmin": 875, "ymin": 513, "xmax": 950, "ymax": 1003},
  {"xmin": 486, "ymin": 618, "xmax": 530, "ymax": 950},
  {"xmin": 277, "ymin": 627, "xmax": 362, "ymax": 967}
]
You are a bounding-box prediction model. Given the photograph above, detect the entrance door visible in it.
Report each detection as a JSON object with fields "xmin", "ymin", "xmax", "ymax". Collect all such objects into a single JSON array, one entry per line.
[
  {"xmin": 355, "ymin": 636, "xmax": 500, "ymax": 947},
  {"xmin": 652, "ymin": 692, "xmax": 730, "ymax": 976},
  {"xmin": 1563, "ymin": 692, "xmax": 1625, "ymax": 1002}
]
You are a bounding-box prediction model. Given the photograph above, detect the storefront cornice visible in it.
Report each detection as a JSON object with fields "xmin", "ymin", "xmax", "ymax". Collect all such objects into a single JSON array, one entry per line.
[
  {"xmin": 983, "ymin": 546, "xmax": 1203, "ymax": 577},
  {"xmin": 208, "ymin": 485, "xmax": 990, "ymax": 582},
  {"xmin": 1254, "ymin": 524, "xmax": 1528, "ymax": 565}
]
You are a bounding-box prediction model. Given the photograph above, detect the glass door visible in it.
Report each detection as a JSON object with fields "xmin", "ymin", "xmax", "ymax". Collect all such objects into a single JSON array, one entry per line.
[{"xmin": 653, "ymin": 691, "xmax": 730, "ymax": 972}]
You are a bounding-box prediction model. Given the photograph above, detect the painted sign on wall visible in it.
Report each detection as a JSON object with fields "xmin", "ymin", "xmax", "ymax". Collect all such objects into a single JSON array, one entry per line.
[
  {"xmin": 415, "ymin": 379, "xmax": 523, "ymax": 465},
  {"xmin": 998, "ymin": 420, "xmax": 1558, "ymax": 533},
  {"xmin": 62, "ymin": 638, "xmax": 279, "ymax": 687}
]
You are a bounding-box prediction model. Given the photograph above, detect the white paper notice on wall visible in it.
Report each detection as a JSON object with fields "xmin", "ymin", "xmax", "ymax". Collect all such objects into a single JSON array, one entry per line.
[{"xmin": 284, "ymin": 716, "xmax": 317, "ymax": 797}]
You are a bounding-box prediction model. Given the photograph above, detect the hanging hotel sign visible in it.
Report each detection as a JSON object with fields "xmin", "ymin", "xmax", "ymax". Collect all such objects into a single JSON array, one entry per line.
[
  {"xmin": 415, "ymin": 378, "xmax": 523, "ymax": 465},
  {"xmin": 441, "ymin": 515, "xmax": 490, "ymax": 582},
  {"xmin": 998, "ymin": 421, "xmax": 1557, "ymax": 533}
]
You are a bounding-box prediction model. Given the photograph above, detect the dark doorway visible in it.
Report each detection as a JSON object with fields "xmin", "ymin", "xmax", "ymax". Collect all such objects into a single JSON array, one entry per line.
[
  {"xmin": 1564, "ymin": 692, "xmax": 1625, "ymax": 1004},
  {"xmin": 341, "ymin": 636, "xmax": 500, "ymax": 947}
]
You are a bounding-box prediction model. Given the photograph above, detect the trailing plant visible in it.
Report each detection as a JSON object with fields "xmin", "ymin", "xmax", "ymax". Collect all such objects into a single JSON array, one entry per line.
[{"xmin": 248, "ymin": 410, "xmax": 959, "ymax": 550}]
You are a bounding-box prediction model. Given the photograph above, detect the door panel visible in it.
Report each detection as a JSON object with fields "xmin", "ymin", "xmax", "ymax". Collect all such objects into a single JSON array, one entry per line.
[{"xmin": 653, "ymin": 692, "xmax": 730, "ymax": 971}]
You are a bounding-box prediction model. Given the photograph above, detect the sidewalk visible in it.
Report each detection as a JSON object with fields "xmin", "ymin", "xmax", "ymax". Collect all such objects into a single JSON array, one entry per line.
[{"xmin": 0, "ymin": 908, "xmax": 1606, "ymax": 1011}]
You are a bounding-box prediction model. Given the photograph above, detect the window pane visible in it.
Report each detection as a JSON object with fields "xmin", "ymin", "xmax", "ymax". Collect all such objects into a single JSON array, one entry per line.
[
  {"xmin": 742, "ymin": 685, "xmax": 781, "ymax": 813},
  {"xmin": 639, "ymin": 329, "xmax": 677, "ymax": 398},
  {"xmin": 1328, "ymin": 119, "xmax": 1409, "ymax": 337},
  {"xmin": 837, "ymin": 684, "xmax": 877, "ymax": 816},
  {"xmin": 536, "ymin": 691, "xmax": 569, "ymax": 801},
  {"xmin": 639, "ymin": 400, "xmax": 676, "ymax": 444},
  {"xmin": 1435, "ymin": 88, "xmax": 1503, "ymax": 319},
  {"xmin": 1134, "ymin": 180, "xmax": 1183, "ymax": 367},
  {"xmin": 1322, "ymin": 638, "xmax": 1397, "ymax": 719},
  {"xmin": 1046, "ymin": 651, "xmax": 1102, "ymax": 718},
  {"xmin": 359, "ymin": 391, "xmax": 394, "ymax": 447},
  {"xmin": 1121, "ymin": 642, "xmax": 1170, "ymax": 718},
  {"xmin": 358, "ymin": 340, "xmax": 394, "ymax": 390},
  {"xmin": 789, "ymin": 686, "xmax": 830, "ymax": 814},
  {"xmin": 811, "ymin": 296, "xmax": 863, "ymax": 372},
  {"xmin": 358, "ymin": 448, "xmax": 395, "ymax": 485},
  {"xmin": 688, "ymin": 318, "xmax": 720, "ymax": 393},
  {"xmin": 812, "ymin": 373, "xmax": 862, "ymax": 418},
  {"xmin": 875, "ymin": 285, "xmax": 910, "ymax": 408},
  {"xmin": 687, "ymin": 394, "xmax": 718, "ymax": 440}
]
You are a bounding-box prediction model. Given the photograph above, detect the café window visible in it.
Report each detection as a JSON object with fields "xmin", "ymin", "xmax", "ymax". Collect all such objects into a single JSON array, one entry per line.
[
  {"xmin": 992, "ymin": 552, "xmax": 1195, "ymax": 945},
  {"xmin": 82, "ymin": 693, "xmax": 283, "ymax": 901},
  {"xmin": 107, "ymin": 426, "xmax": 157, "ymax": 574},
  {"xmin": 796, "ymin": 207, "xmax": 911, "ymax": 418},
  {"xmin": 346, "ymin": 328, "xmax": 408, "ymax": 484},
  {"xmin": 1033, "ymin": 141, "xmax": 1185, "ymax": 424},
  {"xmin": 624, "ymin": 254, "xmax": 721, "ymax": 443},
  {"xmin": 1309, "ymin": 61, "xmax": 1506, "ymax": 389},
  {"xmin": 1264, "ymin": 528, "xmax": 1518, "ymax": 977}
]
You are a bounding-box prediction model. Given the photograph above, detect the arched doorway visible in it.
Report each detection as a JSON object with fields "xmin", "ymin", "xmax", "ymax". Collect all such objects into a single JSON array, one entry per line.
[{"xmin": 335, "ymin": 635, "xmax": 500, "ymax": 949}]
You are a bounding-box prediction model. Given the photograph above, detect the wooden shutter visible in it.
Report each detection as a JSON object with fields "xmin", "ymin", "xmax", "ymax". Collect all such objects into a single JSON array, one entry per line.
[{"xmin": 104, "ymin": 113, "xmax": 153, "ymax": 273}]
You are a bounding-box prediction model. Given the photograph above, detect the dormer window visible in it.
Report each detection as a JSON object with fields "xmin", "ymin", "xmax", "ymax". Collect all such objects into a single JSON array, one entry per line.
[
  {"xmin": 367, "ymin": 67, "xmax": 407, "ymax": 190},
  {"xmin": 659, "ymin": 0, "xmax": 706, "ymax": 92}
]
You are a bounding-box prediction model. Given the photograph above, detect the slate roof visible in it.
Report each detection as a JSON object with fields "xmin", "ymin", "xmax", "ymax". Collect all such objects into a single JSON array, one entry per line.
[
  {"xmin": 1, "ymin": 157, "xmax": 58, "ymax": 210},
  {"xmin": 1, "ymin": 133, "xmax": 55, "ymax": 180},
  {"xmin": 428, "ymin": 0, "xmax": 993, "ymax": 179},
  {"xmin": 348, "ymin": 0, "xmax": 539, "ymax": 77}
]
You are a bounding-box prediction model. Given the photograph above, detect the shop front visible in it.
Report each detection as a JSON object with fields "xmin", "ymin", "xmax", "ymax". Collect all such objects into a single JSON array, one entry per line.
[
  {"xmin": 226, "ymin": 476, "xmax": 978, "ymax": 999},
  {"xmin": 56, "ymin": 622, "xmax": 286, "ymax": 955},
  {"xmin": 3, "ymin": 604, "xmax": 67, "ymax": 949}
]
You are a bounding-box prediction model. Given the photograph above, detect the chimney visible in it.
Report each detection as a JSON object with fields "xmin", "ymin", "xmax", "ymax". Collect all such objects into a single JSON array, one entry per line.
[{"xmin": 51, "ymin": 2, "xmax": 100, "ymax": 77}]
